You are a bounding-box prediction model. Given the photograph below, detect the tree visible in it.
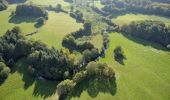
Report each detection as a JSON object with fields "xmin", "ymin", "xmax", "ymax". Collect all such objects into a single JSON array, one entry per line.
[
  {"xmin": 57, "ymin": 79, "xmax": 76, "ymax": 95},
  {"xmin": 113, "ymin": 46, "xmax": 125, "ymax": 60},
  {"xmin": 73, "ymin": 71, "xmax": 87, "ymax": 83},
  {"xmin": 56, "ymin": 4, "xmax": 62, "ymax": 12}
]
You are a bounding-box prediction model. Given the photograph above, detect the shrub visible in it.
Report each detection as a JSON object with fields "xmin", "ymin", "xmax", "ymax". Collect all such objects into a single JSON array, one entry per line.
[{"xmin": 73, "ymin": 71, "xmax": 87, "ymax": 83}]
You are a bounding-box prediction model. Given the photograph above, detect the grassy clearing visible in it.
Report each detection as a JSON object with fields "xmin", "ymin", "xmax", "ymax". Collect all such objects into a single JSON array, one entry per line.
[
  {"xmin": 112, "ymin": 14, "xmax": 170, "ymax": 26},
  {"xmin": 0, "ymin": 59, "xmax": 58, "ymax": 100},
  {"xmin": 71, "ymin": 32, "xmax": 170, "ymax": 100}
]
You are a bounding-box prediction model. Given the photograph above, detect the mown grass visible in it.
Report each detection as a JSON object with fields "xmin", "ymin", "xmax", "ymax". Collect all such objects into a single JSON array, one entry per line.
[
  {"xmin": 112, "ymin": 14, "xmax": 170, "ymax": 26},
  {"xmin": 71, "ymin": 32, "xmax": 170, "ymax": 100}
]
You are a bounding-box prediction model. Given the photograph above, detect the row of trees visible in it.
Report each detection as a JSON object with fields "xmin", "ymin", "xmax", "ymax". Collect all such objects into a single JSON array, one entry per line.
[
  {"xmin": 0, "ymin": 0, "xmax": 8, "ymax": 11},
  {"xmin": 122, "ymin": 20, "xmax": 170, "ymax": 49},
  {"xmin": 57, "ymin": 61, "xmax": 115, "ymax": 96}
]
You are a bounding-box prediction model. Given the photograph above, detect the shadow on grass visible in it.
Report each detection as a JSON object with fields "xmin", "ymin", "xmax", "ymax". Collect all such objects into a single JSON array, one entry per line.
[
  {"xmin": 13, "ymin": 59, "xmax": 58, "ymax": 99},
  {"xmin": 62, "ymin": 77, "xmax": 117, "ymax": 100},
  {"xmin": 8, "ymin": 15, "xmax": 36, "ymax": 24},
  {"xmin": 121, "ymin": 33, "xmax": 169, "ymax": 52}
]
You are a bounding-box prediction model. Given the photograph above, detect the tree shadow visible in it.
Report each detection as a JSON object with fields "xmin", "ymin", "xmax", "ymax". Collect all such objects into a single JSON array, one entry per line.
[
  {"xmin": 8, "ymin": 15, "xmax": 36, "ymax": 24},
  {"xmin": 62, "ymin": 77, "xmax": 117, "ymax": 100},
  {"xmin": 121, "ymin": 33, "xmax": 169, "ymax": 52},
  {"xmin": 14, "ymin": 59, "xmax": 58, "ymax": 99}
]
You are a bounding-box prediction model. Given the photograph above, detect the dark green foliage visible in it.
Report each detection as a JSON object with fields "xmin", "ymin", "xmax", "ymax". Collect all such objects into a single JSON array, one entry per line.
[
  {"xmin": 27, "ymin": 66, "xmax": 36, "ymax": 77},
  {"xmin": 0, "ymin": 62, "xmax": 10, "ymax": 82},
  {"xmin": 0, "ymin": 0, "xmax": 8, "ymax": 11},
  {"xmin": 122, "ymin": 20, "xmax": 170, "ymax": 47},
  {"xmin": 15, "ymin": 4, "xmax": 47, "ymax": 17},
  {"xmin": 27, "ymin": 47, "xmax": 71, "ymax": 80},
  {"xmin": 0, "ymin": 26, "xmax": 24, "ymax": 63}
]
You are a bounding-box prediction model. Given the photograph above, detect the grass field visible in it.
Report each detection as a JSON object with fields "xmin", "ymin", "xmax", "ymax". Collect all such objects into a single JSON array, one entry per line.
[
  {"xmin": 112, "ymin": 14, "xmax": 170, "ymax": 26},
  {"xmin": 70, "ymin": 32, "xmax": 170, "ymax": 100}
]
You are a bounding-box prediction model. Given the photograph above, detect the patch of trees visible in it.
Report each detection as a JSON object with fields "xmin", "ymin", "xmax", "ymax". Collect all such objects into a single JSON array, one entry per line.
[
  {"xmin": 70, "ymin": 10, "xmax": 84, "ymax": 23},
  {"xmin": 0, "ymin": 0, "xmax": 8, "ymax": 11},
  {"xmin": 6, "ymin": 0, "xmax": 27, "ymax": 4},
  {"xmin": 15, "ymin": 4, "xmax": 48, "ymax": 17},
  {"xmin": 122, "ymin": 20, "xmax": 170, "ymax": 48}
]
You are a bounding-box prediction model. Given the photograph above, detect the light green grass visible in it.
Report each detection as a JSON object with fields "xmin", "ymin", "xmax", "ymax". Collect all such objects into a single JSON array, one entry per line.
[
  {"xmin": 71, "ymin": 32, "xmax": 170, "ymax": 100},
  {"xmin": 112, "ymin": 14, "xmax": 170, "ymax": 26}
]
